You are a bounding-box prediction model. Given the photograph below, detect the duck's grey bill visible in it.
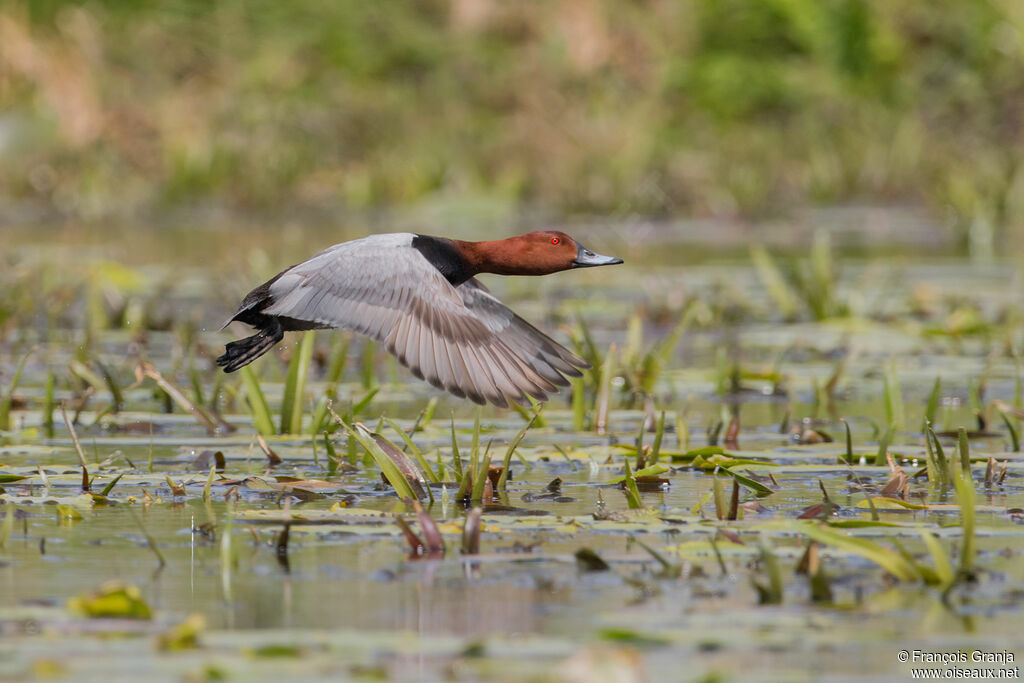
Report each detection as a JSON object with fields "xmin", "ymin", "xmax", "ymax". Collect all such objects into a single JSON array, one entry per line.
[{"xmin": 573, "ymin": 244, "xmax": 624, "ymax": 268}]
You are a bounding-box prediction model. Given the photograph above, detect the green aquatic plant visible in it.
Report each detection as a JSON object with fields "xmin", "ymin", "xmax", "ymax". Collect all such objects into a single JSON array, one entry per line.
[
  {"xmin": 924, "ymin": 423, "xmax": 950, "ymax": 488},
  {"xmin": 0, "ymin": 347, "xmax": 33, "ymax": 432},
  {"xmin": 799, "ymin": 524, "xmax": 921, "ymax": 583},
  {"xmin": 594, "ymin": 343, "xmax": 616, "ymax": 435},
  {"xmin": 509, "ymin": 396, "xmax": 548, "ymax": 428},
  {"xmin": 309, "ymin": 334, "xmax": 352, "ymax": 435},
  {"xmin": 996, "ymin": 403, "xmax": 1021, "ymax": 452},
  {"xmin": 953, "ymin": 432, "xmax": 977, "ymax": 579},
  {"xmin": 449, "ymin": 415, "xmax": 463, "ymax": 480},
  {"xmin": 751, "ymin": 231, "xmax": 848, "ymax": 321},
  {"xmin": 331, "ymin": 410, "xmax": 423, "ymax": 502},
  {"xmin": 239, "ymin": 365, "xmax": 274, "ymax": 436},
  {"xmin": 621, "ymin": 459, "xmax": 643, "ymax": 510},
  {"xmin": 384, "ymin": 417, "xmax": 439, "ymax": 484},
  {"xmin": 883, "ymin": 365, "xmax": 904, "ymax": 432},
  {"xmin": 800, "ymin": 460, "xmax": 980, "ymax": 591},
  {"xmin": 924, "ymin": 377, "xmax": 942, "ymax": 430},
  {"xmin": 279, "ymin": 331, "xmax": 314, "ymax": 435},
  {"xmin": 360, "ymin": 340, "xmax": 377, "ymax": 390},
  {"xmin": 470, "ymin": 448, "xmax": 492, "ymax": 504},
  {"xmin": 620, "ymin": 302, "xmax": 699, "ymax": 404},
  {"xmin": 873, "ymin": 424, "xmax": 893, "ymax": 467},
  {"xmin": 752, "ymin": 535, "xmax": 784, "ymax": 605},
  {"xmin": 497, "ymin": 406, "xmax": 542, "ymax": 493},
  {"xmin": 750, "ymin": 245, "xmax": 800, "ymax": 320}
]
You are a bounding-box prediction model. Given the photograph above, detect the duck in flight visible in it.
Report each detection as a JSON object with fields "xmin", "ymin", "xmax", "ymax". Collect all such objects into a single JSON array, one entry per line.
[{"xmin": 217, "ymin": 231, "xmax": 623, "ymax": 407}]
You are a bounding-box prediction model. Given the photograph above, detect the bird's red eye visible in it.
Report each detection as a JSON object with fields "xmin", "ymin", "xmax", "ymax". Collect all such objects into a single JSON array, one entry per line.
[{"xmin": 551, "ymin": 237, "xmax": 560, "ymax": 245}]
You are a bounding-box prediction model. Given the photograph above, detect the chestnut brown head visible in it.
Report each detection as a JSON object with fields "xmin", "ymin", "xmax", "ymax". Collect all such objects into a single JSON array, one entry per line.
[{"xmin": 474, "ymin": 230, "xmax": 623, "ymax": 276}]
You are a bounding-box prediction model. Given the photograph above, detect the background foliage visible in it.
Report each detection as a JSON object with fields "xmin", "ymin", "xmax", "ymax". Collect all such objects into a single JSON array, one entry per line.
[{"xmin": 1, "ymin": 0, "xmax": 1023, "ymax": 249}]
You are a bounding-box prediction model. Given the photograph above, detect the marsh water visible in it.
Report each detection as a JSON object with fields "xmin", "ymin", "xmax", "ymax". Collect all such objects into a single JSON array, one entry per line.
[{"xmin": 1, "ymin": 222, "xmax": 1023, "ymax": 681}]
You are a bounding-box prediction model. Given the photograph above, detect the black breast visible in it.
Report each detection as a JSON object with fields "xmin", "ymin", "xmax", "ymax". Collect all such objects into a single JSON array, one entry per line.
[{"xmin": 411, "ymin": 234, "xmax": 474, "ymax": 286}]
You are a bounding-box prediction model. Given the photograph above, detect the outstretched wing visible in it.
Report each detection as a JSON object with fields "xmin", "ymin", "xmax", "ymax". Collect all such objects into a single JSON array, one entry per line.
[{"xmin": 259, "ymin": 235, "xmax": 587, "ymax": 407}]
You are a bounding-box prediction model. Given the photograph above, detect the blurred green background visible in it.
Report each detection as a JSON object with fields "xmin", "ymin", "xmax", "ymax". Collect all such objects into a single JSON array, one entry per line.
[{"xmin": 1, "ymin": 0, "xmax": 1023, "ymax": 253}]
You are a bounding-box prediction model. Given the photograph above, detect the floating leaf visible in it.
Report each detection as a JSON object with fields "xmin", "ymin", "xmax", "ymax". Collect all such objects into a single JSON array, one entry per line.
[
  {"xmin": 853, "ymin": 497, "xmax": 927, "ymax": 510},
  {"xmin": 605, "ymin": 464, "xmax": 669, "ymax": 484},
  {"xmin": 156, "ymin": 614, "xmax": 205, "ymax": 651},
  {"xmin": 68, "ymin": 582, "xmax": 153, "ymax": 620},
  {"xmin": 55, "ymin": 504, "xmax": 83, "ymax": 522}
]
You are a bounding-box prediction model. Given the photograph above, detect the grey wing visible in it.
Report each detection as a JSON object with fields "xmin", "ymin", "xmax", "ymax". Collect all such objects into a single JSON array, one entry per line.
[
  {"xmin": 260, "ymin": 239, "xmax": 586, "ymax": 407},
  {"xmin": 458, "ymin": 278, "xmax": 589, "ymax": 385}
]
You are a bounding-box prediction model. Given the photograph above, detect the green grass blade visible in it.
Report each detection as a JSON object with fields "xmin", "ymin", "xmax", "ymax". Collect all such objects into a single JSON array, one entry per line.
[
  {"xmin": 595, "ymin": 343, "xmax": 616, "ymax": 434},
  {"xmin": 279, "ymin": 331, "xmax": 314, "ymax": 434},
  {"xmin": 799, "ymin": 523, "xmax": 920, "ymax": 582},
  {"xmin": 716, "ymin": 467, "xmax": 774, "ymax": 497},
  {"xmin": 874, "ymin": 424, "xmax": 893, "ymax": 466},
  {"xmin": 926, "ymin": 424, "xmax": 948, "ymax": 482},
  {"xmin": 634, "ymin": 416, "xmax": 646, "ymax": 455},
  {"xmin": 360, "ymin": 340, "xmax": 376, "ymax": 389},
  {"xmin": 309, "ymin": 396, "xmax": 330, "ymax": 436},
  {"xmin": 650, "ymin": 411, "xmax": 666, "ymax": 463},
  {"xmin": 351, "ymin": 386, "xmax": 379, "ymax": 416},
  {"xmin": 239, "ymin": 365, "xmax": 274, "ymax": 436},
  {"xmin": 572, "ymin": 377, "xmax": 586, "ymax": 432},
  {"xmin": 0, "ymin": 346, "xmax": 35, "ymax": 431},
  {"xmin": 68, "ymin": 359, "xmax": 106, "ymax": 396},
  {"xmin": 998, "ymin": 407, "xmax": 1020, "ymax": 452},
  {"xmin": 574, "ymin": 312, "xmax": 601, "ymax": 370},
  {"xmin": 952, "ymin": 459, "xmax": 976, "ymax": 577},
  {"xmin": 450, "ymin": 415, "xmax": 463, "ymax": 479},
  {"xmin": 43, "ymin": 370, "xmax": 55, "ymax": 438},
  {"xmin": 750, "ymin": 246, "xmax": 799, "ymax": 319},
  {"xmin": 919, "ymin": 529, "xmax": 954, "ymax": 588},
  {"xmin": 93, "ymin": 358, "xmax": 124, "ymax": 412},
  {"xmin": 923, "ymin": 421, "xmax": 940, "ymax": 486},
  {"xmin": 957, "ymin": 426, "xmax": 971, "ymax": 474},
  {"xmin": 883, "ymin": 365, "xmax": 904, "ymax": 431},
  {"xmin": 841, "ymin": 418, "xmax": 853, "ymax": 464},
  {"xmin": 497, "ymin": 406, "xmax": 542, "ymax": 492},
  {"xmin": 383, "ymin": 417, "xmax": 439, "ymax": 483},
  {"xmin": 605, "ymin": 464, "xmax": 669, "ymax": 484},
  {"xmin": 471, "ymin": 451, "xmax": 492, "ymax": 503},
  {"xmin": 641, "ymin": 303, "xmax": 698, "ymax": 394},
  {"xmin": 99, "ymin": 472, "xmax": 124, "ymax": 497},
  {"xmin": 754, "ymin": 534, "xmax": 784, "ymax": 604},
  {"xmin": 471, "ymin": 408, "xmax": 481, "ymax": 459},
  {"xmin": 202, "ymin": 464, "xmax": 215, "ymax": 502},
  {"xmin": 924, "ymin": 377, "xmax": 941, "ymax": 428},
  {"xmin": 323, "ymin": 432, "xmax": 339, "ymax": 476},
  {"xmin": 809, "ymin": 229, "xmax": 834, "ymax": 320},
  {"xmin": 341, "ymin": 418, "xmax": 419, "ymax": 501},
  {"xmin": 623, "ymin": 459, "xmax": 642, "ymax": 509},
  {"xmin": 325, "ymin": 334, "xmax": 350, "ymax": 385},
  {"xmin": 188, "ymin": 356, "xmax": 204, "ymax": 407},
  {"xmin": 712, "ymin": 470, "xmax": 726, "ymax": 520},
  {"xmin": 676, "ymin": 412, "xmax": 689, "ymax": 449}
]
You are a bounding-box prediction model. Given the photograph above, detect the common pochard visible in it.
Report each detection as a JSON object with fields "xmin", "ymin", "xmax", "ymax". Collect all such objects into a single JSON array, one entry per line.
[{"xmin": 217, "ymin": 231, "xmax": 623, "ymax": 407}]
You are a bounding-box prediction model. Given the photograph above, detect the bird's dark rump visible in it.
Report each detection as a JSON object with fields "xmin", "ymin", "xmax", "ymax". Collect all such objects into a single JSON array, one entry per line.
[{"xmin": 216, "ymin": 267, "xmax": 321, "ymax": 372}]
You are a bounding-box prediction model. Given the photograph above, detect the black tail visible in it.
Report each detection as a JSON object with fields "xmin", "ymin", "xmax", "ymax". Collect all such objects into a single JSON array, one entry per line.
[{"xmin": 216, "ymin": 319, "xmax": 284, "ymax": 373}]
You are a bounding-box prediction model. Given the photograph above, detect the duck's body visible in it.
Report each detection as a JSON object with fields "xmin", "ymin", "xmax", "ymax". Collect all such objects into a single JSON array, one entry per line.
[{"xmin": 217, "ymin": 231, "xmax": 622, "ymax": 407}]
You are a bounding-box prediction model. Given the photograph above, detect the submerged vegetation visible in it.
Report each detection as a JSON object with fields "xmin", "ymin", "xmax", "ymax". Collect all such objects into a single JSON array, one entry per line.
[
  {"xmin": 0, "ymin": 230, "xmax": 1022, "ymax": 680},
  {"xmin": 2, "ymin": 1, "xmax": 1024, "ymax": 251}
]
